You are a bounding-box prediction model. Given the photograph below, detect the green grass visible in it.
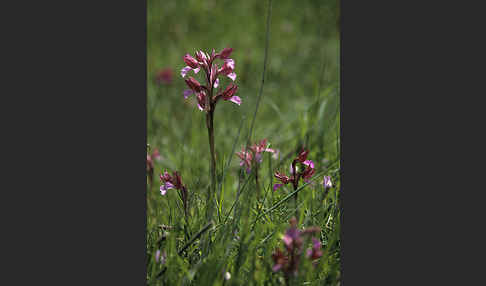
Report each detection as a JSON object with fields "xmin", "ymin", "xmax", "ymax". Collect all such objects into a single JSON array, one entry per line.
[{"xmin": 147, "ymin": 0, "xmax": 340, "ymax": 284}]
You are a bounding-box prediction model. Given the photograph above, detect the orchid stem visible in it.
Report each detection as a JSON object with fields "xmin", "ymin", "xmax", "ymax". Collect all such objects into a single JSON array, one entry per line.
[{"xmin": 206, "ymin": 108, "xmax": 217, "ymax": 219}]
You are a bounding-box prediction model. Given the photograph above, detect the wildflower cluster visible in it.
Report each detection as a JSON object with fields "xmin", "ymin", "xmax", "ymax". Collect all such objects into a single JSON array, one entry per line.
[
  {"xmin": 273, "ymin": 149, "xmax": 316, "ymax": 191},
  {"xmin": 181, "ymin": 48, "xmax": 240, "ymax": 111},
  {"xmin": 272, "ymin": 217, "xmax": 322, "ymax": 279},
  {"xmin": 149, "ymin": 47, "xmax": 337, "ymax": 282},
  {"xmin": 235, "ymin": 138, "xmax": 275, "ymax": 173},
  {"xmin": 159, "ymin": 171, "xmax": 189, "ymax": 218}
]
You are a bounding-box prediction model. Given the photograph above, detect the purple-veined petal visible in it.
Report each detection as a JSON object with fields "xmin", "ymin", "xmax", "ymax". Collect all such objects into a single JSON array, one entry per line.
[
  {"xmin": 323, "ymin": 176, "xmax": 332, "ymax": 188},
  {"xmin": 193, "ymin": 67, "xmax": 200, "ymax": 74},
  {"xmin": 181, "ymin": 66, "xmax": 191, "ymax": 78},
  {"xmin": 303, "ymin": 160, "xmax": 314, "ymax": 169},
  {"xmin": 214, "ymin": 78, "xmax": 219, "ymax": 88},
  {"xmin": 227, "ymin": 72, "xmax": 237, "ymax": 81},
  {"xmin": 224, "ymin": 59, "xmax": 235, "ymax": 69},
  {"xmin": 239, "ymin": 160, "xmax": 245, "ymax": 166},
  {"xmin": 183, "ymin": 89, "xmax": 193, "ymax": 99},
  {"xmin": 160, "ymin": 182, "xmax": 175, "ymax": 195},
  {"xmin": 273, "ymin": 183, "xmax": 283, "ymax": 191},
  {"xmin": 229, "ymin": 96, "xmax": 241, "ymax": 105}
]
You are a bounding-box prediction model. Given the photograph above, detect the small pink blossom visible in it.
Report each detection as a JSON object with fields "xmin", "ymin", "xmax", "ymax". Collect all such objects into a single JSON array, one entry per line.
[
  {"xmin": 306, "ymin": 237, "xmax": 323, "ymax": 261},
  {"xmin": 271, "ymin": 217, "xmax": 322, "ymax": 276},
  {"xmin": 323, "ymin": 176, "xmax": 333, "ymax": 189},
  {"xmin": 274, "ymin": 149, "xmax": 316, "ymax": 191},
  {"xmin": 236, "ymin": 139, "xmax": 274, "ymax": 172}
]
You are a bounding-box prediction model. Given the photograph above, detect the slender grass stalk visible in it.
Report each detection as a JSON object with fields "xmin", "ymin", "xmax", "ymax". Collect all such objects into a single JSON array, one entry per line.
[
  {"xmin": 178, "ymin": 222, "xmax": 213, "ymax": 256},
  {"xmin": 246, "ymin": 0, "xmax": 272, "ymax": 148},
  {"xmin": 252, "ymin": 171, "xmax": 325, "ymax": 227}
]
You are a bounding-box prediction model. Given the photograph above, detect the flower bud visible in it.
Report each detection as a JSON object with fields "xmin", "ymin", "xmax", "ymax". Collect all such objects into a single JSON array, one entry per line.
[
  {"xmin": 184, "ymin": 77, "xmax": 202, "ymax": 92},
  {"xmin": 219, "ymin": 47, "xmax": 233, "ymax": 59},
  {"xmin": 183, "ymin": 54, "xmax": 199, "ymax": 69},
  {"xmin": 221, "ymin": 83, "xmax": 238, "ymax": 99}
]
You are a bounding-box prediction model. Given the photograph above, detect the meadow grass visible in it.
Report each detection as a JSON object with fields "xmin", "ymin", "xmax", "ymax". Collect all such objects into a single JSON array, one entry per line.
[{"xmin": 147, "ymin": 0, "xmax": 340, "ymax": 284}]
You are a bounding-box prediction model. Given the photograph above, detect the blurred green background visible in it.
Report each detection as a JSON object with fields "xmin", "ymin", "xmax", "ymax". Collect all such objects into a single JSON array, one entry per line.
[
  {"xmin": 147, "ymin": 0, "xmax": 339, "ymax": 173},
  {"xmin": 147, "ymin": 0, "xmax": 340, "ymax": 284}
]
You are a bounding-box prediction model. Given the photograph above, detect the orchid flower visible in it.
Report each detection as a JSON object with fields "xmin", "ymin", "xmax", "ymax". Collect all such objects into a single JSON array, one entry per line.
[
  {"xmin": 159, "ymin": 170, "xmax": 189, "ymax": 219},
  {"xmin": 323, "ymin": 175, "xmax": 332, "ymax": 190},
  {"xmin": 271, "ymin": 217, "xmax": 322, "ymax": 277},
  {"xmin": 235, "ymin": 139, "xmax": 274, "ymax": 173},
  {"xmin": 273, "ymin": 149, "xmax": 316, "ymax": 191},
  {"xmin": 181, "ymin": 48, "xmax": 240, "ymax": 111}
]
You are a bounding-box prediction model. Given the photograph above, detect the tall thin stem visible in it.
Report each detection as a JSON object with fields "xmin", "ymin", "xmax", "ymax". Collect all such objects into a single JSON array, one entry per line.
[
  {"xmin": 206, "ymin": 107, "xmax": 216, "ymax": 217},
  {"xmin": 246, "ymin": 0, "xmax": 272, "ymax": 148}
]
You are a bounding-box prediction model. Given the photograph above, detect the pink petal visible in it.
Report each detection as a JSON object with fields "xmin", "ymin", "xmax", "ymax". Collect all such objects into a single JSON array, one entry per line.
[
  {"xmin": 273, "ymin": 183, "xmax": 283, "ymax": 191},
  {"xmin": 306, "ymin": 248, "xmax": 313, "ymax": 258},
  {"xmin": 180, "ymin": 66, "xmax": 191, "ymax": 78},
  {"xmin": 183, "ymin": 89, "xmax": 192, "ymax": 99},
  {"xmin": 227, "ymin": 72, "xmax": 237, "ymax": 81},
  {"xmin": 160, "ymin": 186, "xmax": 167, "ymax": 196},
  {"xmin": 193, "ymin": 67, "xmax": 200, "ymax": 74},
  {"xmin": 197, "ymin": 102, "xmax": 204, "ymax": 111},
  {"xmin": 282, "ymin": 234, "xmax": 292, "ymax": 248},
  {"xmin": 229, "ymin": 96, "xmax": 241, "ymax": 105},
  {"xmin": 214, "ymin": 78, "xmax": 219, "ymax": 88},
  {"xmin": 224, "ymin": 59, "xmax": 235, "ymax": 69},
  {"xmin": 272, "ymin": 264, "xmax": 282, "ymax": 272},
  {"xmin": 303, "ymin": 160, "xmax": 315, "ymax": 169},
  {"xmin": 264, "ymin": 148, "xmax": 275, "ymax": 153}
]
